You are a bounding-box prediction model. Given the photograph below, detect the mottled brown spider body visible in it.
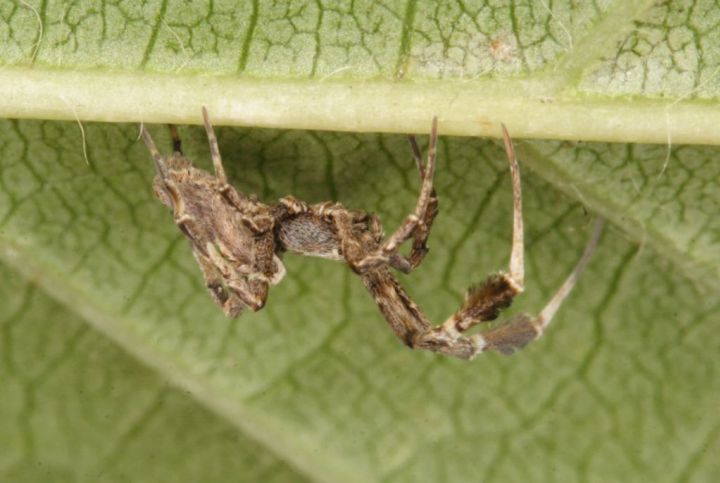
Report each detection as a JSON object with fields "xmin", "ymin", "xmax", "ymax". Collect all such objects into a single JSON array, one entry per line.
[
  {"xmin": 141, "ymin": 108, "xmax": 603, "ymax": 360},
  {"xmin": 143, "ymin": 120, "xmax": 285, "ymax": 316}
]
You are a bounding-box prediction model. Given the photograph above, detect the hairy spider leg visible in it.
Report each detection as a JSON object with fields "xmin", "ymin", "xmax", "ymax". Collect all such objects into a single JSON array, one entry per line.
[
  {"xmin": 383, "ymin": 116, "xmax": 438, "ymax": 253},
  {"xmin": 469, "ymin": 218, "xmax": 605, "ymax": 355},
  {"xmin": 140, "ymin": 125, "xmax": 196, "ymax": 243},
  {"xmin": 355, "ymin": 117, "xmax": 439, "ymax": 273},
  {"xmin": 439, "ymin": 125, "xmax": 525, "ymax": 335},
  {"xmin": 407, "ymin": 218, "xmax": 604, "ymax": 358},
  {"xmin": 407, "ymin": 134, "xmax": 425, "ymax": 176},
  {"xmin": 343, "ymin": 123, "xmax": 605, "ymax": 359},
  {"xmin": 538, "ymin": 218, "xmax": 605, "ymax": 329},
  {"xmin": 405, "ymin": 134, "xmax": 440, "ymax": 270},
  {"xmin": 140, "ymin": 125, "xmax": 169, "ymax": 179},
  {"xmin": 201, "ymin": 106, "xmax": 228, "ymax": 184},
  {"xmin": 502, "ymin": 124, "xmax": 524, "ymax": 290},
  {"xmin": 319, "ymin": 204, "xmax": 439, "ymax": 348}
]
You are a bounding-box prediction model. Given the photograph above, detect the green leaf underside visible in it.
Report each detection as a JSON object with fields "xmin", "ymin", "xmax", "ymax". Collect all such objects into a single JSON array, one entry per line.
[
  {"xmin": 0, "ymin": 261, "xmax": 308, "ymax": 483},
  {"xmin": 0, "ymin": 1, "xmax": 719, "ymax": 482},
  {"xmin": 0, "ymin": 118, "xmax": 718, "ymax": 482}
]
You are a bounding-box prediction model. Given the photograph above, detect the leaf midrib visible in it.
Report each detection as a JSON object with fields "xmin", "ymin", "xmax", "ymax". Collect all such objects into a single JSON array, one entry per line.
[{"xmin": 2, "ymin": 66, "xmax": 720, "ymax": 145}]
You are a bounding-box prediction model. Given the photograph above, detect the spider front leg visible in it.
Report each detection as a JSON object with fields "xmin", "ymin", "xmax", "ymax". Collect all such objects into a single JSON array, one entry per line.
[
  {"xmin": 413, "ymin": 218, "xmax": 605, "ymax": 357},
  {"xmin": 410, "ymin": 124, "xmax": 531, "ymax": 356},
  {"xmin": 325, "ymin": 122, "xmax": 602, "ymax": 359},
  {"xmin": 469, "ymin": 219, "xmax": 604, "ymax": 355},
  {"xmin": 439, "ymin": 124, "xmax": 525, "ymax": 336}
]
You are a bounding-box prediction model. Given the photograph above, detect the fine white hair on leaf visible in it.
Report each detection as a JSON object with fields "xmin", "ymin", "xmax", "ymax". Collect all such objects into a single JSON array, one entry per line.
[
  {"xmin": 162, "ymin": 20, "xmax": 190, "ymax": 73},
  {"xmin": 20, "ymin": 0, "xmax": 43, "ymax": 62},
  {"xmin": 660, "ymin": 58, "xmax": 720, "ymax": 179},
  {"xmin": 60, "ymin": 95, "xmax": 90, "ymax": 166},
  {"xmin": 538, "ymin": 0, "xmax": 573, "ymax": 52}
]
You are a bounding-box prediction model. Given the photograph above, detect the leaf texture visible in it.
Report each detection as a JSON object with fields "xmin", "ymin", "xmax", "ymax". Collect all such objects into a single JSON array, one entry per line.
[{"xmin": 0, "ymin": 1, "xmax": 719, "ymax": 482}]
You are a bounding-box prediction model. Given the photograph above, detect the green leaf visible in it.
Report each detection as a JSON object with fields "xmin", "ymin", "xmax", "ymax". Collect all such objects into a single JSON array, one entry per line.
[
  {"xmin": 2, "ymin": 0, "xmax": 720, "ymax": 143},
  {"xmin": 0, "ymin": 261, "xmax": 308, "ymax": 482},
  {"xmin": 1, "ymin": 1, "xmax": 719, "ymax": 482}
]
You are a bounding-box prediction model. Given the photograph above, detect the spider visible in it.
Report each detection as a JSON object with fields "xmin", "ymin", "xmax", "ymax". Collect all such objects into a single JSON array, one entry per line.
[{"xmin": 140, "ymin": 108, "xmax": 603, "ymax": 360}]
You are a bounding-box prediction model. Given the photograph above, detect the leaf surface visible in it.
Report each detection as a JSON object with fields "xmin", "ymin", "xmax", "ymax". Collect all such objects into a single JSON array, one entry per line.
[
  {"xmin": 2, "ymin": 0, "xmax": 720, "ymax": 143},
  {"xmin": 1, "ymin": 1, "xmax": 719, "ymax": 482}
]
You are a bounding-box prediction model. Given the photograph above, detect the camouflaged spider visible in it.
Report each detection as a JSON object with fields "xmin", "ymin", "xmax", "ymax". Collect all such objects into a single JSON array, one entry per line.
[{"xmin": 140, "ymin": 108, "xmax": 603, "ymax": 360}]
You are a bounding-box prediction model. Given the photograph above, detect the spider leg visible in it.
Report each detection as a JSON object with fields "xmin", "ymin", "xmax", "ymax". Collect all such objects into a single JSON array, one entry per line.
[
  {"xmin": 322, "ymin": 204, "xmax": 368, "ymax": 268},
  {"xmin": 318, "ymin": 202, "xmax": 414, "ymax": 274},
  {"xmin": 364, "ymin": 210, "xmax": 415, "ymax": 273},
  {"xmin": 300, "ymin": 122, "xmax": 600, "ymax": 360},
  {"xmin": 323, "ymin": 204, "xmax": 438, "ymax": 346},
  {"xmin": 381, "ymin": 117, "xmax": 437, "ymax": 252},
  {"xmin": 411, "ymin": 218, "xmax": 604, "ymax": 357},
  {"xmin": 201, "ymin": 106, "xmax": 228, "ymax": 184},
  {"xmin": 502, "ymin": 124, "xmax": 524, "ymax": 290},
  {"xmin": 168, "ymin": 124, "xmax": 183, "ymax": 154},
  {"xmin": 140, "ymin": 125, "xmax": 169, "ymax": 179},
  {"xmin": 405, "ymin": 134, "xmax": 439, "ymax": 269},
  {"xmin": 439, "ymin": 124, "xmax": 525, "ymax": 335},
  {"xmin": 354, "ymin": 118, "xmax": 439, "ymax": 273},
  {"xmin": 199, "ymin": 108, "xmax": 264, "ymax": 218},
  {"xmin": 278, "ymin": 195, "xmax": 310, "ymax": 216},
  {"xmin": 469, "ymin": 218, "xmax": 605, "ymax": 354}
]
